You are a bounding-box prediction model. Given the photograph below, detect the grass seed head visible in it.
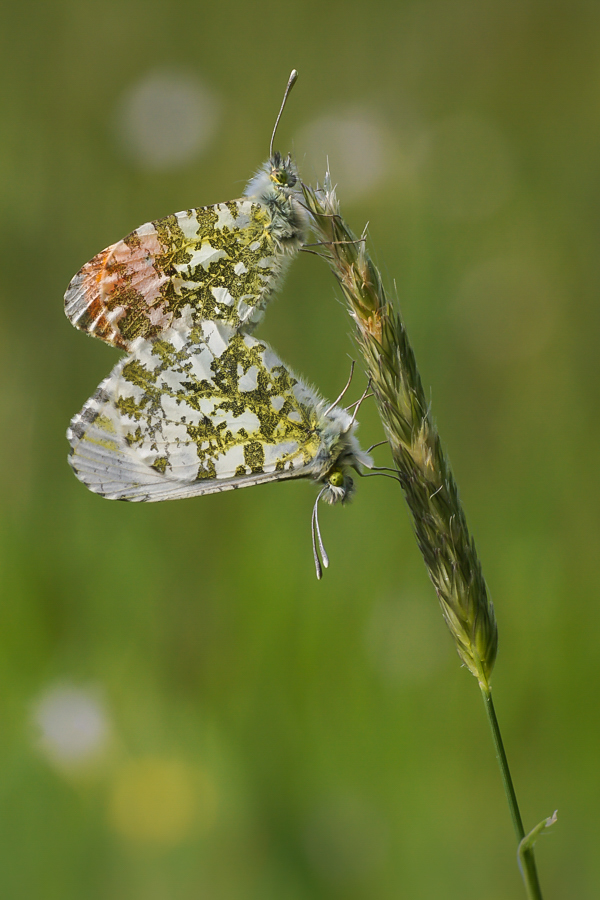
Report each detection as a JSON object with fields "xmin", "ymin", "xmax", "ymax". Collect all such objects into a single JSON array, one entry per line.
[{"xmin": 301, "ymin": 178, "xmax": 498, "ymax": 685}]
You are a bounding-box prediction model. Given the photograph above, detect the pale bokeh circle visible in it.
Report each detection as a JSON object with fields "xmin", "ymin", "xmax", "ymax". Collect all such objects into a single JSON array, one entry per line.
[
  {"xmin": 32, "ymin": 684, "xmax": 110, "ymax": 767},
  {"xmin": 114, "ymin": 70, "xmax": 220, "ymax": 170},
  {"xmin": 297, "ymin": 110, "xmax": 390, "ymax": 201}
]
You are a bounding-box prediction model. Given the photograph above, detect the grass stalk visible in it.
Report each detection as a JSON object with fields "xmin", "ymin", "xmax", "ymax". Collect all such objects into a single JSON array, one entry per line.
[
  {"xmin": 482, "ymin": 686, "xmax": 542, "ymax": 899},
  {"xmin": 301, "ymin": 176, "xmax": 545, "ymax": 899}
]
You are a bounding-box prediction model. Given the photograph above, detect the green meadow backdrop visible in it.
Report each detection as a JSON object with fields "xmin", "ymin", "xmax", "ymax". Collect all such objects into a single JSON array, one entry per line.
[{"xmin": 1, "ymin": 1, "xmax": 599, "ymax": 897}]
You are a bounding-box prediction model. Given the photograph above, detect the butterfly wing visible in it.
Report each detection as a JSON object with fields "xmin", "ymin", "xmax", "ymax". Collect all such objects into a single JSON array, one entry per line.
[
  {"xmin": 65, "ymin": 200, "xmax": 295, "ymax": 350},
  {"xmin": 67, "ymin": 322, "xmax": 326, "ymax": 501}
]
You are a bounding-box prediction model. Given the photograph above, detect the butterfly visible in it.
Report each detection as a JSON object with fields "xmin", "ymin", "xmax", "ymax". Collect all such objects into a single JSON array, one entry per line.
[
  {"xmin": 67, "ymin": 321, "xmax": 371, "ymax": 575},
  {"xmin": 65, "ymin": 71, "xmax": 371, "ymax": 576},
  {"xmin": 64, "ymin": 148, "xmax": 307, "ymax": 350}
]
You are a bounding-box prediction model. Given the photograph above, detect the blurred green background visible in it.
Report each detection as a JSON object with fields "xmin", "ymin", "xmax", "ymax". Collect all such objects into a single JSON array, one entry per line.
[{"xmin": 1, "ymin": 0, "xmax": 599, "ymax": 897}]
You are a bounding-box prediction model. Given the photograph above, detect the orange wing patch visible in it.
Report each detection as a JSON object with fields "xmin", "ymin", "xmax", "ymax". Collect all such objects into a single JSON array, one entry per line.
[{"xmin": 65, "ymin": 225, "xmax": 172, "ymax": 350}]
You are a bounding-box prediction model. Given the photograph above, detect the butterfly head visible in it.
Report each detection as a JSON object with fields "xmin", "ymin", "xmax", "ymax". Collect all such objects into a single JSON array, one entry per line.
[
  {"xmin": 269, "ymin": 151, "xmax": 298, "ymax": 189},
  {"xmin": 312, "ymin": 403, "xmax": 372, "ymax": 503},
  {"xmin": 321, "ymin": 466, "xmax": 354, "ymax": 505},
  {"xmin": 244, "ymin": 154, "xmax": 306, "ymax": 249},
  {"xmin": 244, "ymin": 153, "xmax": 300, "ymax": 203}
]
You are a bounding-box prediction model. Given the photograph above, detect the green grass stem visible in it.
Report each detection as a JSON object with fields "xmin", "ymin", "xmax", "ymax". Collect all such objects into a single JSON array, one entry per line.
[{"xmin": 301, "ymin": 176, "xmax": 548, "ymax": 899}]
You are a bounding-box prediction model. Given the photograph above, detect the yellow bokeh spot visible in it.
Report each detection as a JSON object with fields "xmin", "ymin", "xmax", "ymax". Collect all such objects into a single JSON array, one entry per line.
[{"xmin": 108, "ymin": 757, "xmax": 217, "ymax": 845}]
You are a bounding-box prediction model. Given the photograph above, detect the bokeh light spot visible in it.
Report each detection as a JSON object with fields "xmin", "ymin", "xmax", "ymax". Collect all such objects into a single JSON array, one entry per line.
[
  {"xmin": 297, "ymin": 110, "xmax": 389, "ymax": 201},
  {"xmin": 108, "ymin": 757, "xmax": 215, "ymax": 844},
  {"xmin": 114, "ymin": 70, "xmax": 220, "ymax": 170},
  {"xmin": 32, "ymin": 684, "xmax": 110, "ymax": 769}
]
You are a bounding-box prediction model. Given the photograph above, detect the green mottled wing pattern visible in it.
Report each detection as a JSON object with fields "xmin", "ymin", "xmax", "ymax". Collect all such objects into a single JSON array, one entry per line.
[
  {"xmin": 65, "ymin": 153, "xmax": 371, "ymax": 547},
  {"xmin": 64, "ymin": 201, "xmax": 296, "ymax": 350},
  {"xmin": 67, "ymin": 322, "xmax": 326, "ymax": 502}
]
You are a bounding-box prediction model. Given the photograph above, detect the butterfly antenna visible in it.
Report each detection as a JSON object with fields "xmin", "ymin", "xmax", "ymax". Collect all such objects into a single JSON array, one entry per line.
[
  {"xmin": 311, "ymin": 487, "xmax": 329, "ymax": 579},
  {"xmin": 270, "ymin": 69, "xmax": 298, "ymax": 159},
  {"xmin": 324, "ymin": 361, "xmax": 355, "ymax": 417}
]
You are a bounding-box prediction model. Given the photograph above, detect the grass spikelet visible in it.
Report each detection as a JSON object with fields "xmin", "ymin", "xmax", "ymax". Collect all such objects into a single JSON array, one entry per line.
[
  {"xmin": 301, "ymin": 175, "xmax": 553, "ymax": 900},
  {"xmin": 302, "ymin": 177, "xmax": 497, "ymax": 687}
]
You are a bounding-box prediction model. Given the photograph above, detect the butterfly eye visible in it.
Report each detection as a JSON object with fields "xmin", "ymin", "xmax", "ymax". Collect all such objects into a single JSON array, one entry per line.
[
  {"xmin": 328, "ymin": 469, "xmax": 345, "ymax": 488},
  {"xmin": 272, "ymin": 167, "xmax": 291, "ymax": 186}
]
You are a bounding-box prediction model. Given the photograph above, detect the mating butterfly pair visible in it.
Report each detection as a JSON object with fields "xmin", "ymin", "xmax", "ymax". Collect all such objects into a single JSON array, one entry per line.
[{"xmin": 65, "ymin": 73, "xmax": 371, "ymax": 576}]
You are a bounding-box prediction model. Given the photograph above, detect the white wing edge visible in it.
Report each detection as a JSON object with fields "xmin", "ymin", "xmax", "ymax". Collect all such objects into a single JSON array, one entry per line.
[
  {"xmin": 68, "ymin": 427, "xmax": 304, "ymax": 503},
  {"xmin": 67, "ymin": 377, "xmax": 309, "ymax": 504}
]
